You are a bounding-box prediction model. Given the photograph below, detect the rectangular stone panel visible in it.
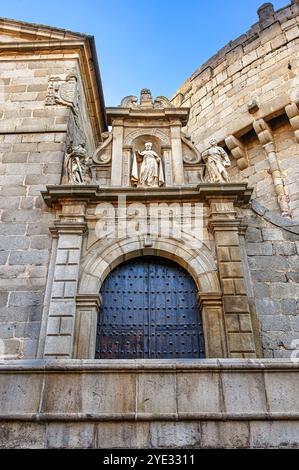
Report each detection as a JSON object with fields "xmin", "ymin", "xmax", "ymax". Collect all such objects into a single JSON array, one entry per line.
[
  {"xmin": 221, "ymin": 372, "xmax": 267, "ymax": 414},
  {"xmin": 177, "ymin": 372, "xmax": 221, "ymax": 414},
  {"xmin": 137, "ymin": 373, "xmax": 177, "ymax": 416},
  {"xmin": 0, "ymin": 373, "xmax": 42, "ymax": 415},
  {"xmin": 264, "ymin": 372, "xmax": 299, "ymax": 413}
]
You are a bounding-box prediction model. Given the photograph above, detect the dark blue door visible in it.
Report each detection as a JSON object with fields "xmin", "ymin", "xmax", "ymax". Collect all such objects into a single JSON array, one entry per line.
[{"xmin": 96, "ymin": 257, "xmax": 205, "ymax": 359}]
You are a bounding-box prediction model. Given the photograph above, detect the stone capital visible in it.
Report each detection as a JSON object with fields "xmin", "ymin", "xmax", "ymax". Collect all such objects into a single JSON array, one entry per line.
[
  {"xmin": 50, "ymin": 221, "xmax": 88, "ymax": 237},
  {"xmin": 197, "ymin": 293, "xmax": 222, "ymax": 309},
  {"xmin": 208, "ymin": 218, "xmax": 243, "ymax": 234},
  {"xmin": 76, "ymin": 294, "xmax": 102, "ymax": 309}
]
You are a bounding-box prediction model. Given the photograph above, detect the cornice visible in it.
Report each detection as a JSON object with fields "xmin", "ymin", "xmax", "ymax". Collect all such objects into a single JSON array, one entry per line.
[{"xmin": 41, "ymin": 183, "xmax": 253, "ymax": 207}]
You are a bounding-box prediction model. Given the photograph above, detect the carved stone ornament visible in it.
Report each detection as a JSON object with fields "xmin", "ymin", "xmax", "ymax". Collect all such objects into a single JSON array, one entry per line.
[
  {"xmin": 119, "ymin": 96, "xmax": 138, "ymax": 108},
  {"xmin": 65, "ymin": 143, "xmax": 92, "ymax": 185},
  {"xmin": 131, "ymin": 142, "xmax": 165, "ymax": 188},
  {"xmin": 93, "ymin": 132, "xmax": 113, "ymax": 164},
  {"xmin": 46, "ymin": 72, "xmax": 79, "ymax": 115},
  {"xmin": 202, "ymin": 139, "xmax": 231, "ymax": 183},
  {"xmin": 119, "ymin": 89, "xmax": 174, "ymax": 109}
]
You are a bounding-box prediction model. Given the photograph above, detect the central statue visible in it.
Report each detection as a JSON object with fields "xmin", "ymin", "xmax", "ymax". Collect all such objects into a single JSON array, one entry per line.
[{"xmin": 131, "ymin": 142, "xmax": 165, "ymax": 188}]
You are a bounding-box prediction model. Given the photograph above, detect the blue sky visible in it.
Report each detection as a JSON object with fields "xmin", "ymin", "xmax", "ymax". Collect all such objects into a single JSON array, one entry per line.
[{"xmin": 1, "ymin": 0, "xmax": 289, "ymax": 105}]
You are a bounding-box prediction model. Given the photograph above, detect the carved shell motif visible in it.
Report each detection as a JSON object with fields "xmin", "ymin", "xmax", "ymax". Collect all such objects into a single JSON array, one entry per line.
[{"xmin": 93, "ymin": 132, "xmax": 113, "ymax": 164}]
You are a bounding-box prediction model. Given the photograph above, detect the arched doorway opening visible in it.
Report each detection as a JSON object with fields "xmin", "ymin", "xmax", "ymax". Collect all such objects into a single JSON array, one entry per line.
[{"xmin": 95, "ymin": 256, "xmax": 205, "ymax": 359}]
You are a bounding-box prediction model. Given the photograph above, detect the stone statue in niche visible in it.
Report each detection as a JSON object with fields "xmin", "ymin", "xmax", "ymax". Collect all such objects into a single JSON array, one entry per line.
[
  {"xmin": 202, "ymin": 139, "xmax": 231, "ymax": 183},
  {"xmin": 131, "ymin": 142, "xmax": 165, "ymax": 188},
  {"xmin": 65, "ymin": 143, "xmax": 92, "ymax": 184}
]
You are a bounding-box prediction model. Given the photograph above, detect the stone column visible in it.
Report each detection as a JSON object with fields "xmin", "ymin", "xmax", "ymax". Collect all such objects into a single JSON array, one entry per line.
[
  {"xmin": 111, "ymin": 120, "xmax": 124, "ymax": 187},
  {"xmin": 198, "ymin": 294, "xmax": 227, "ymax": 358},
  {"xmin": 73, "ymin": 294, "xmax": 102, "ymax": 359},
  {"xmin": 253, "ymin": 118, "xmax": 291, "ymax": 217},
  {"xmin": 208, "ymin": 199, "xmax": 258, "ymax": 358},
  {"xmin": 170, "ymin": 121, "xmax": 185, "ymax": 185},
  {"xmin": 43, "ymin": 203, "xmax": 87, "ymax": 359}
]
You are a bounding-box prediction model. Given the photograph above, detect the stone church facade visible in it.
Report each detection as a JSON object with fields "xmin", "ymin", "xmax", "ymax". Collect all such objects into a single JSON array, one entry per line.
[{"xmin": 0, "ymin": 1, "xmax": 299, "ymax": 449}]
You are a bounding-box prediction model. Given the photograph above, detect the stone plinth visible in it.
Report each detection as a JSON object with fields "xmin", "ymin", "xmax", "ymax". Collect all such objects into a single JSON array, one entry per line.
[{"xmin": 0, "ymin": 359, "xmax": 299, "ymax": 449}]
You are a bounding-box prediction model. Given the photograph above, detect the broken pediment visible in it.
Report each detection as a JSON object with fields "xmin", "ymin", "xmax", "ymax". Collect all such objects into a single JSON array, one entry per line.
[{"xmin": 119, "ymin": 89, "xmax": 175, "ymax": 110}]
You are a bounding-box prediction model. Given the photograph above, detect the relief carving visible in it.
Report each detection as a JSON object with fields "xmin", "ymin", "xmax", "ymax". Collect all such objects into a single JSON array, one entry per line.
[{"xmin": 46, "ymin": 72, "xmax": 79, "ymax": 116}]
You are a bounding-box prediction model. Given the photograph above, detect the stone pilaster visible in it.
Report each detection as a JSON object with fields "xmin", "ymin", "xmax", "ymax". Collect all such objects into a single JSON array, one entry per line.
[
  {"xmin": 111, "ymin": 120, "xmax": 124, "ymax": 187},
  {"xmin": 43, "ymin": 203, "xmax": 87, "ymax": 358},
  {"xmin": 170, "ymin": 121, "xmax": 185, "ymax": 185},
  {"xmin": 208, "ymin": 200, "xmax": 257, "ymax": 358},
  {"xmin": 73, "ymin": 294, "xmax": 102, "ymax": 359},
  {"xmin": 198, "ymin": 294, "xmax": 227, "ymax": 358}
]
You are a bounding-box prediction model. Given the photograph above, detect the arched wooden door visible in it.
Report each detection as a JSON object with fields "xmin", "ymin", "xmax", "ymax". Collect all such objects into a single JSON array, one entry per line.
[{"xmin": 95, "ymin": 257, "xmax": 205, "ymax": 359}]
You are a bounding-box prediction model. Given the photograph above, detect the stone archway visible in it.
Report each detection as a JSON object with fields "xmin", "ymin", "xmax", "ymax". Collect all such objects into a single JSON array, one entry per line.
[{"xmin": 74, "ymin": 236, "xmax": 227, "ymax": 359}]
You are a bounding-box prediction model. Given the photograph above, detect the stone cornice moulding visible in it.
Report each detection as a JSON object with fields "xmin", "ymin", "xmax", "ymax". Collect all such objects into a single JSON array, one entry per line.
[
  {"xmin": 106, "ymin": 107, "xmax": 190, "ymax": 127},
  {"xmin": 0, "ymin": 38, "xmax": 108, "ymax": 141},
  {"xmin": 41, "ymin": 183, "xmax": 253, "ymax": 207},
  {"xmin": 0, "ymin": 359, "xmax": 299, "ymax": 373}
]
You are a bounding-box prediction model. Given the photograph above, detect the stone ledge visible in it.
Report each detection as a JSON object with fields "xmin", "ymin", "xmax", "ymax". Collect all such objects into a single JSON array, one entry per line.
[
  {"xmin": 41, "ymin": 184, "xmax": 253, "ymax": 207},
  {"xmin": 0, "ymin": 358, "xmax": 298, "ymax": 372}
]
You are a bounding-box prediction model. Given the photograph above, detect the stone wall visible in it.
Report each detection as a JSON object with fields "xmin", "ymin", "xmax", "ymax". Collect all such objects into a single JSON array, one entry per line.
[
  {"xmin": 173, "ymin": 2, "xmax": 299, "ymax": 359},
  {"xmin": 0, "ymin": 24, "xmax": 103, "ymax": 359},
  {"xmin": 172, "ymin": 1, "xmax": 299, "ymax": 219},
  {"xmin": 0, "ymin": 359, "xmax": 299, "ymax": 449}
]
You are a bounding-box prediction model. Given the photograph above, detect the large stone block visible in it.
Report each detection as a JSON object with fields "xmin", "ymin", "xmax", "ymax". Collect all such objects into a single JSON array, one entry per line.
[
  {"xmin": 46, "ymin": 423, "xmax": 95, "ymax": 449},
  {"xmin": 221, "ymin": 372, "xmax": 267, "ymax": 414},
  {"xmin": 0, "ymin": 373, "xmax": 42, "ymax": 415},
  {"xmin": 223, "ymin": 296, "xmax": 250, "ymax": 313},
  {"xmin": 219, "ymin": 262, "xmax": 244, "ymax": 279},
  {"xmin": 264, "ymin": 372, "xmax": 299, "ymax": 413},
  {"xmin": 150, "ymin": 422, "xmax": 200, "ymax": 449},
  {"xmin": 0, "ymin": 423, "xmax": 45, "ymax": 449},
  {"xmin": 96, "ymin": 422, "xmax": 150, "ymax": 449},
  {"xmin": 250, "ymin": 422, "xmax": 299, "ymax": 449},
  {"xmin": 177, "ymin": 372, "xmax": 221, "ymax": 414},
  {"xmin": 137, "ymin": 372, "xmax": 177, "ymax": 416},
  {"xmin": 201, "ymin": 422, "xmax": 250, "ymax": 449}
]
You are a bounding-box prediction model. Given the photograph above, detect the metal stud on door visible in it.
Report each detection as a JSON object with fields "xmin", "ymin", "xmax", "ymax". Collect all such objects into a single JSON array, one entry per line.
[{"xmin": 96, "ymin": 257, "xmax": 205, "ymax": 359}]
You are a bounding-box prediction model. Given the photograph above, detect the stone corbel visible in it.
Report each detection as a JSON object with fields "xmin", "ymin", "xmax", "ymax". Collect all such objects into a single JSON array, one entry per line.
[
  {"xmin": 285, "ymin": 102, "xmax": 299, "ymax": 143},
  {"xmin": 253, "ymin": 118, "xmax": 291, "ymax": 218},
  {"xmin": 225, "ymin": 135, "xmax": 249, "ymax": 170}
]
